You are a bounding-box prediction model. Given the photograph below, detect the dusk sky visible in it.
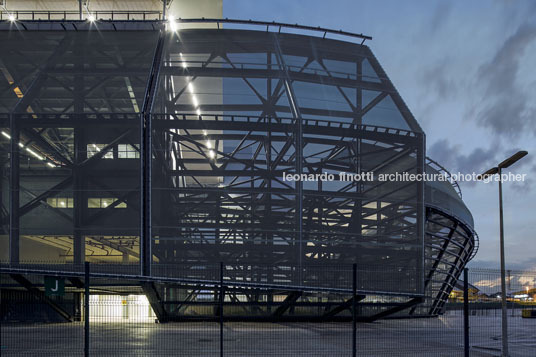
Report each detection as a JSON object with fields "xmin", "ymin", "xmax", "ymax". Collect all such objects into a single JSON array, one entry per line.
[{"xmin": 225, "ymin": 0, "xmax": 536, "ymax": 269}]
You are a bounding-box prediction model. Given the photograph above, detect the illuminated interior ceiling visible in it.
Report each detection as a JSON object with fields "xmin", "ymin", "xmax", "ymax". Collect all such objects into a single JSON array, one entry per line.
[{"xmin": 22, "ymin": 235, "xmax": 140, "ymax": 262}]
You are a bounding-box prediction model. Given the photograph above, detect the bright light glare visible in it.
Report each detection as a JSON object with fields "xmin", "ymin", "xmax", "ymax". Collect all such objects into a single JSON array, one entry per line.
[
  {"xmin": 168, "ymin": 14, "xmax": 177, "ymax": 32},
  {"xmin": 208, "ymin": 150, "xmax": 215, "ymax": 159},
  {"xmin": 196, "ymin": 109, "xmax": 201, "ymax": 116},
  {"xmin": 8, "ymin": 14, "xmax": 16, "ymax": 22},
  {"xmin": 1, "ymin": 131, "xmax": 10, "ymax": 139},
  {"xmin": 188, "ymin": 82, "xmax": 194, "ymax": 93},
  {"xmin": 206, "ymin": 141, "xmax": 212, "ymax": 149},
  {"xmin": 26, "ymin": 147, "xmax": 44, "ymax": 161},
  {"xmin": 179, "ymin": 52, "xmax": 187, "ymax": 68},
  {"xmin": 47, "ymin": 162, "xmax": 56, "ymax": 168},
  {"xmin": 88, "ymin": 14, "xmax": 95, "ymax": 22}
]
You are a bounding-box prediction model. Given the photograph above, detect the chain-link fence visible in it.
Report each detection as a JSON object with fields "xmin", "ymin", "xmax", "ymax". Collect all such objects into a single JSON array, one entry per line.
[{"xmin": 1, "ymin": 264, "xmax": 535, "ymax": 356}]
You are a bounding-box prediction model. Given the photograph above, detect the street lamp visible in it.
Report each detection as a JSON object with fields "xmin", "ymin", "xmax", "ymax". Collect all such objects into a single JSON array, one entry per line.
[{"xmin": 478, "ymin": 150, "xmax": 528, "ymax": 357}]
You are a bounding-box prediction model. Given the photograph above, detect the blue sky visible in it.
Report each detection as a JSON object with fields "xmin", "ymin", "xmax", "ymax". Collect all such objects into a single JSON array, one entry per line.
[{"xmin": 224, "ymin": 0, "xmax": 536, "ymax": 269}]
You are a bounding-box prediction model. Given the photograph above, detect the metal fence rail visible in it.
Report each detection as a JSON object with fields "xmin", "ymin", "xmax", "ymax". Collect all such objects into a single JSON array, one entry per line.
[
  {"xmin": 1, "ymin": 265, "xmax": 535, "ymax": 356},
  {"xmin": 0, "ymin": 10, "xmax": 163, "ymax": 21}
]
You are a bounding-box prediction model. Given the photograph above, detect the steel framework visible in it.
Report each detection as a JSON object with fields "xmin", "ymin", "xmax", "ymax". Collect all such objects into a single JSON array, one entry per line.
[{"xmin": 0, "ymin": 19, "xmax": 477, "ymax": 320}]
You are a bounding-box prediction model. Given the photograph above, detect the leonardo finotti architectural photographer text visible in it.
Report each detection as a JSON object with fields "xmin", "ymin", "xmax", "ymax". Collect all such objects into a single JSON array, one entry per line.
[{"xmin": 282, "ymin": 171, "xmax": 526, "ymax": 183}]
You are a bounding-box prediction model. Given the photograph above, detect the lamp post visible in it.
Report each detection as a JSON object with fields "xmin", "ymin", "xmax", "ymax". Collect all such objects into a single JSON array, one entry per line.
[{"xmin": 479, "ymin": 150, "xmax": 528, "ymax": 357}]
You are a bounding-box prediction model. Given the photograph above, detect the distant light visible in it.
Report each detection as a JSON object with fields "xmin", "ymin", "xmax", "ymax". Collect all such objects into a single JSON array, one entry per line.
[
  {"xmin": 88, "ymin": 14, "xmax": 95, "ymax": 22},
  {"xmin": 47, "ymin": 162, "xmax": 56, "ymax": 168},
  {"xmin": 206, "ymin": 141, "xmax": 212, "ymax": 149},
  {"xmin": 8, "ymin": 14, "xmax": 16, "ymax": 22},
  {"xmin": 1, "ymin": 131, "xmax": 10, "ymax": 139},
  {"xmin": 196, "ymin": 109, "xmax": 201, "ymax": 116},
  {"xmin": 208, "ymin": 150, "xmax": 215, "ymax": 159},
  {"xmin": 202, "ymin": 130, "xmax": 207, "ymax": 136}
]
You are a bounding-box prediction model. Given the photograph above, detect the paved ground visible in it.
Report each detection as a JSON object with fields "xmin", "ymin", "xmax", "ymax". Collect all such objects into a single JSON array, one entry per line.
[{"xmin": 1, "ymin": 315, "xmax": 535, "ymax": 356}]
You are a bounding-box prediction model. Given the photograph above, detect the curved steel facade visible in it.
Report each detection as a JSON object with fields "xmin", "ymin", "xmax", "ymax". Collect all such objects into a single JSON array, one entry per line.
[
  {"xmin": 0, "ymin": 22, "xmax": 476, "ymax": 318},
  {"xmin": 153, "ymin": 28, "xmax": 427, "ymax": 296}
]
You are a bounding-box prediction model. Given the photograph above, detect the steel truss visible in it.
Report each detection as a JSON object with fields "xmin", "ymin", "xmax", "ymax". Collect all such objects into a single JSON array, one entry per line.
[{"xmin": 0, "ymin": 21, "xmax": 476, "ymax": 320}]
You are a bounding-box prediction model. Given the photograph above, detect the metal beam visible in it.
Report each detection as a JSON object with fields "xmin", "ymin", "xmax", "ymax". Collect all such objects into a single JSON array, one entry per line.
[
  {"xmin": 323, "ymin": 294, "xmax": 366, "ymax": 318},
  {"xmin": 21, "ymin": 128, "xmax": 73, "ymax": 167},
  {"xmin": 11, "ymin": 35, "xmax": 73, "ymax": 114},
  {"xmin": 272, "ymin": 291, "xmax": 302, "ymax": 316},
  {"xmin": 142, "ymin": 282, "xmax": 168, "ymax": 322},
  {"xmin": 69, "ymin": 277, "xmax": 85, "ymax": 289},
  {"xmin": 10, "ymin": 274, "xmax": 73, "ymax": 322},
  {"xmin": 365, "ymin": 297, "xmax": 423, "ymax": 322}
]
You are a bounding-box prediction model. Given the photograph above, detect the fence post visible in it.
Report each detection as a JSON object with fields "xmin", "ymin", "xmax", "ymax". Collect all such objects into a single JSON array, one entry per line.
[
  {"xmin": 220, "ymin": 262, "xmax": 224, "ymax": 357},
  {"xmin": 463, "ymin": 268, "xmax": 469, "ymax": 357},
  {"xmin": 84, "ymin": 262, "xmax": 90, "ymax": 357},
  {"xmin": 352, "ymin": 263, "xmax": 357, "ymax": 357}
]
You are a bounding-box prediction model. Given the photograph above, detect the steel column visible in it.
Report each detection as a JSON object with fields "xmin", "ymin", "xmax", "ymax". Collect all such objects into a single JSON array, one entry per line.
[
  {"xmin": 8, "ymin": 113, "xmax": 19, "ymax": 263},
  {"xmin": 73, "ymin": 45, "xmax": 85, "ymax": 264},
  {"xmin": 417, "ymin": 132, "xmax": 426, "ymax": 294},
  {"xmin": 219, "ymin": 261, "xmax": 224, "ymax": 357},
  {"xmin": 463, "ymin": 268, "xmax": 469, "ymax": 357},
  {"xmin": 498, "ymin": 167, "xmax": 508, "ymax": 357},
  {"xmin": 84, "ymin": 261, "xmax": 90, "ymax": 357},
  {"xmin": 352, "ymin": 263, "xmax": 357, "ymax": 357},
  {"xmin": 141, "ymin": 29, "xmax": 166, "ymax": 276},
  {"xmin": 73, "ymin": 126, "xmax": 85, "ymax": 264}
]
